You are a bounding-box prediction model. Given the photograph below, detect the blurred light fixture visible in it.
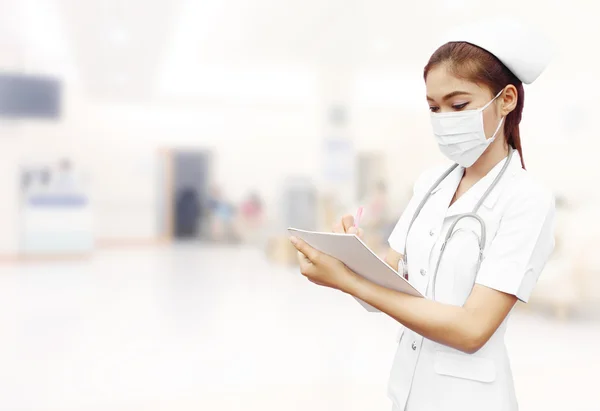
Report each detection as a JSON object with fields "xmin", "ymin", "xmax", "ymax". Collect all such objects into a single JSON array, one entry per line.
[
  {"xmin": 18, "ymin": 0, "xmax": 72, "ymax": 59},
  {"xmin": 157, "ymin": 64, "xmax": 318, "ymax": 104}
]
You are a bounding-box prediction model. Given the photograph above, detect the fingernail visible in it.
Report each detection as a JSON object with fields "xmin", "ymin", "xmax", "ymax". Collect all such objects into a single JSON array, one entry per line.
[{"xmin": 290, "ymin": 236, "xmax": 297, "ymax": 245}]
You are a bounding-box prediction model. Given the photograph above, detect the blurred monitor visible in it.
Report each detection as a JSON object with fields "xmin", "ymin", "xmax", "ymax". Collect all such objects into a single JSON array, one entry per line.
[{"xmin": 0, "ymin": 73, "xmax": 62, "ymax": 119}]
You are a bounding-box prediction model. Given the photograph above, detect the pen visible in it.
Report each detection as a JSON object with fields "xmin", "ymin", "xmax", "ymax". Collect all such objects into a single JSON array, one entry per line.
[{"xmin": 354, "ymin": 206, "xmax": 364, "ymax": 229}]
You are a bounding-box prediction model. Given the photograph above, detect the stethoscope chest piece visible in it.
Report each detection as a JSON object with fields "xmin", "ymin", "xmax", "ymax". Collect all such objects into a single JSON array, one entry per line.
[{"xmin": 400, "ymin": 259, "xmax": 408, "ymax": 280}]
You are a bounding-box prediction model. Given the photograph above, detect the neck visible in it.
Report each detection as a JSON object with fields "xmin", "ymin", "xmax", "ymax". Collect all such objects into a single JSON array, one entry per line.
[{"xmin": 465, "ymin": 137, "xmax": 510, "ymax": 179}]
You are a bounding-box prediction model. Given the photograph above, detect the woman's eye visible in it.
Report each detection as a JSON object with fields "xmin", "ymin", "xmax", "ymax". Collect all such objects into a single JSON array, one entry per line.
[
  {"xmin": 452, "ymin": 102, "xmax": 469, "ymax": 110},
  {"xmin": 429, "ymin": 106, "xmax": 439, "ymax": 113}
]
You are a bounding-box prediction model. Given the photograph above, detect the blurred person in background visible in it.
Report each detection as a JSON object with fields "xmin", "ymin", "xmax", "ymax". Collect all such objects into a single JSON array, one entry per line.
[
  {"xmin": 364, "ymin": 181, "xmax": 389, "ymax": 232},
  {"xmin": 207, "ymin": 185, "xmax": 238, "ymax": 243},
  {"xmin": 175, "ymin": 187, "xmax": 200, "ymax": 239},
  {"xmin": 290, "ymin": 19, "xmax": 555, "ymax": 411},
  {"xmin": 237, "ymin": 191, "xmax": 265, "ymax": 244},
  {"xmin": 359, "ymin": 180, "xmax": 391, "ymax": 257}
]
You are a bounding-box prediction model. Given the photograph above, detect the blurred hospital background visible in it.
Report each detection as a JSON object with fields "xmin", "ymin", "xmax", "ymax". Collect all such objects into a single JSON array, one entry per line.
[{"xmin": 0, "ymin": 0, "xmax": 598, "ymax": 410}]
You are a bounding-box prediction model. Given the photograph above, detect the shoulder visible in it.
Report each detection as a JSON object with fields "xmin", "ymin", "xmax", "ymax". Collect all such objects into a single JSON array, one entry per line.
[{"xmin": 503, "ymin": 168, "xmax": 555, "ymax": 216}]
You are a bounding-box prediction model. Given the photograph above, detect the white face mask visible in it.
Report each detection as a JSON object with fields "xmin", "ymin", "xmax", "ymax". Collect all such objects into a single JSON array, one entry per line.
[{"xmin": 430, "ymin": 89, "xmax": 504, "ymax": 167}]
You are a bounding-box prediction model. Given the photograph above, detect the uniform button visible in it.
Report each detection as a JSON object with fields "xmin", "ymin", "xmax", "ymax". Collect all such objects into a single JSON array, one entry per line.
[
  {"xmin": 429, "ymin": 229, "xmax": 435, "ymax": 237},
  {"xmin": 411, "ymin": 341, "xmax": 417, "ymax": 351},
  {"xmin": 420, "ymin": 268, "xmax": 427, "ymax": 276}
]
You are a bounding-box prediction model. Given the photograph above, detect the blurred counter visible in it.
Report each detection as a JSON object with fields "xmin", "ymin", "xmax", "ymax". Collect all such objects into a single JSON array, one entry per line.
[{"xmin": 19, "ymin": 193, "xmax": 93, "ymax": 255}]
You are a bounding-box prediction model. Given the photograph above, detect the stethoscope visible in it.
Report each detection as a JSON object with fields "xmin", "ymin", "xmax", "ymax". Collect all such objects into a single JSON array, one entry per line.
[{"xmin": 401, "ymin": 147, "xmax": 514, "ymax": 300}]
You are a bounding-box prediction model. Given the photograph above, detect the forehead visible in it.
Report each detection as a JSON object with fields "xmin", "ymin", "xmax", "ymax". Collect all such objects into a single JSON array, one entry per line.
[{"xmin": 425, "ymin": 63, "xmax": 484, "ymax": 99}]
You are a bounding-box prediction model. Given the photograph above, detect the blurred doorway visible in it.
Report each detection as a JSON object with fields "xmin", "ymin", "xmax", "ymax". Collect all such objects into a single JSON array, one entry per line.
[{"xmin": 171, "ymin": 150, "xmax": 213, "ymax": 240}]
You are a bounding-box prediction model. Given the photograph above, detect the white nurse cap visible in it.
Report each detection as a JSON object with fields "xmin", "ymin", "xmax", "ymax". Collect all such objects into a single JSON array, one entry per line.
[{"xmin": 438, "ymin": 18, "xmax": 553, "ymax": 84}]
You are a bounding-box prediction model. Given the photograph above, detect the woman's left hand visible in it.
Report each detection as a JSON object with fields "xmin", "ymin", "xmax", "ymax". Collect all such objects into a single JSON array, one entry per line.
[{"xmin": 289, "ymin": 236, "xmax": 358, "ymax": 292}]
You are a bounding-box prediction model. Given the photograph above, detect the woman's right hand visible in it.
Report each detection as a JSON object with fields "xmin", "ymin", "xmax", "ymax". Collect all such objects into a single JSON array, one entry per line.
[
  {"xmin": 332, "ymin": 214, "xmax": 364, "ymax": 239},
  {"xmin": 333, "ymin": 213, "xmax": 402, "ymax": 273}
]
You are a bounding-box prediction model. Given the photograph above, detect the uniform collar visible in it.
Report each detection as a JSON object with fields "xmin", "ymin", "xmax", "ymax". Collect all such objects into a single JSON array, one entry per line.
[{"xmin": 434, "ymin": 150, "xmax": 522, "ymax": 217}]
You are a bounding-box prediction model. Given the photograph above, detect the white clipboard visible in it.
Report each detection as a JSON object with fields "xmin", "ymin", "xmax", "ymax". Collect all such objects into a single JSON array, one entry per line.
[{"xmin": 288, "ymin": 227, "xmax": 424, "ymax": 311}]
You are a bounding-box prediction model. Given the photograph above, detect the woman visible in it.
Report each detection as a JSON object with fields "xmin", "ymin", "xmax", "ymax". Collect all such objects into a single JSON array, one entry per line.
[{"xmin": 289, "ymin": 19, "xmax": 555, "ymax": 411}]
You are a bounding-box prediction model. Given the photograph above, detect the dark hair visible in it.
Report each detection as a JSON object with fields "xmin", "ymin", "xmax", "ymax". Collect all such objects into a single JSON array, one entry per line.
[{"xmin": 424, "ymin": 42, "xmax": 526, "ymax": 169}]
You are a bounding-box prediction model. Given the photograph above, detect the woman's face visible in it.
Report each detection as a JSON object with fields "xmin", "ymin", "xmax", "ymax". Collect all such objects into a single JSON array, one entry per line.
[{"xmin": 425, "ymin": 63, "xmax": 502, "ymax": 140}]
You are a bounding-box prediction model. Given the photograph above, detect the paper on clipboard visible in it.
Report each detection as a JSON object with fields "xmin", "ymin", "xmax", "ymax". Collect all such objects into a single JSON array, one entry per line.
[{"xmin": 288, "ymin": 227, "xmax": 424, "ymax": 311}]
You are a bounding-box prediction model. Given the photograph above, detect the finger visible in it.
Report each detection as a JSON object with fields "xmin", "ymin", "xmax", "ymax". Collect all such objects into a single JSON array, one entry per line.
[
  {"xmin": 357, "ymin": 228, "xmax": 364, "ymax": 238},
  {"xmin": 298, "ymin": 255, "xmax": 314, "ymax": 276},
  {"xmin": 332, "ymin": 222, "xmax": 345, "ymax": 234},
  {"xmin": 347, "ymin": 226, "xmax": 358, "ymax": 235},
  {"xmin": 341, "ymin": 214, "xmax": 355, "ymax": 232},
  {"xmin": 297, "ymin": 250, "xmax": 310, "ymax": 264},
  {"xmin": 290, "ymin": 237, "xmax": 319, "ymax": 262},
  {"xmin": 298, "ymin": 254, "xmax": 319, "ymax": 280}
]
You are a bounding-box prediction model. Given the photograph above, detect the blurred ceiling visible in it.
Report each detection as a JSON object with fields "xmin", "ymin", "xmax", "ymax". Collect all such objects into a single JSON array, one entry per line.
[
  {"xmin": 0, "ymin": 0, "xmax": 589, "ymax": 103},
  {"xmin": 56, "ymin": 0, "xmax": 182, "ymax": 100}
]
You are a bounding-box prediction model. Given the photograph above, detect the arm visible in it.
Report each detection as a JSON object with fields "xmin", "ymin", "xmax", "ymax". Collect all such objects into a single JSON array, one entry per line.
[
  {"xmin": 348, "ymin": 187, "xmax": 554, "ymax": 353},
  {"xmin": 344, "ymin": 276, "xmax": 516, "ymax": 354},
  {"xmin": 291, "ymin": 234, "xmax": 515, "ymax": 354},
  {"xmin": 291, "ymin": 188, "xmax": 554, "ymax": 354},
  {"xmin": 292, "ymin": 182, "xmax": 554, "ymax": 353},
  {"xmin": 310, "ymin": 210, "xmax": 503, "ymax": 352}
]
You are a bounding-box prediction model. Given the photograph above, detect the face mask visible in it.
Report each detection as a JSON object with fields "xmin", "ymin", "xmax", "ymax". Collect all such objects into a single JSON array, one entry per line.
[{"xmin": 430, "ymin": 90, "xmax": 504, "ymax": 167}]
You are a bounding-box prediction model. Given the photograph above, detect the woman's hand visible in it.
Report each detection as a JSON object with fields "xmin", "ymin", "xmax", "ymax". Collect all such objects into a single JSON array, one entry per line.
[
  {"xmin": 290, "ymin": 236, "xmax": 358, "ymax": 292},
  {"xmin": 333, "ymin": 214, "xmax": 364, "ymax": 238}
]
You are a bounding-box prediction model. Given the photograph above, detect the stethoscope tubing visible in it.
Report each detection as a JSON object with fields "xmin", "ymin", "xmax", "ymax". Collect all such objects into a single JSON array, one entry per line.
[{"xmin": 402, "ymin": 148, "xmax": 514, "ymax": 300}]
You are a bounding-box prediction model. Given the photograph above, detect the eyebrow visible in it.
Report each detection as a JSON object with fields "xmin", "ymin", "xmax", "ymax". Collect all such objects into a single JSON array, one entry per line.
[{"xmin": 426, "ymin": 91, "xmax": 472, "ymax": 102}]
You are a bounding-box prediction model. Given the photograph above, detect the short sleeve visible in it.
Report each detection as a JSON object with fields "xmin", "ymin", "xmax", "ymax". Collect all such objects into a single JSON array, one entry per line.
[
  {"xmin": 388, "ymin": 167, "xmax": 443, "ymax": 254},
  {"xmin": 475, "ymin": 189, "xmax": 556, "ymax": 303}
]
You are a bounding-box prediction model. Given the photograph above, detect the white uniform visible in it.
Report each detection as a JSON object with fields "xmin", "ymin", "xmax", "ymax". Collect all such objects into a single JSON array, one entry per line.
[{"xmin": 387, "ymin": 151, "xmax": 555, "ymax": 411}]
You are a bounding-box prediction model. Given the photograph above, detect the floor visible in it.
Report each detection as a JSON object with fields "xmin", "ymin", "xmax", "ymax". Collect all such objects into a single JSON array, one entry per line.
[{"xmin": 0, "ymin": 244, "xmax": 598, "ymax": 411}]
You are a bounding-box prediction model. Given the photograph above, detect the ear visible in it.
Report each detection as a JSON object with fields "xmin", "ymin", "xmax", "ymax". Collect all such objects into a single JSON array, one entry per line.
[{"xmin": 500, "ymin": 85, "xmax": 518, "ymax": 116}]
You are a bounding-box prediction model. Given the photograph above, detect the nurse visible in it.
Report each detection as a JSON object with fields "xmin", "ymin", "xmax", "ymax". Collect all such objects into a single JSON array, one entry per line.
[{"xmin": 289, "ymin": 19, "xmax": 555, "ymax": 411}]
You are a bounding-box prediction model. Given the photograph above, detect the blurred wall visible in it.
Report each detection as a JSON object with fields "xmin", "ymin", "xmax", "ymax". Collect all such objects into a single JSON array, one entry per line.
[
  {"xmin": 1, "ymin": 72, "xmax": 597, "ymax": 249},
  {"xmin": 1, "ymin": 0, "xmax": 599, "ymax": 250}
]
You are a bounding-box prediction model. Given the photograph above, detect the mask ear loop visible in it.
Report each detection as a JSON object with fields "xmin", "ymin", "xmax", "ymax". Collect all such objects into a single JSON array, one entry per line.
[
  {"xmin": 479, "ymin": 88, "xmax": 505, "ymax": 112},
  {"xmin": 488, "ymin": 117, "xmax": 505, "ymax": 141},
  {"xmin": 481, "ymin": 88, "xmax": 506, "ymax": 141}
]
